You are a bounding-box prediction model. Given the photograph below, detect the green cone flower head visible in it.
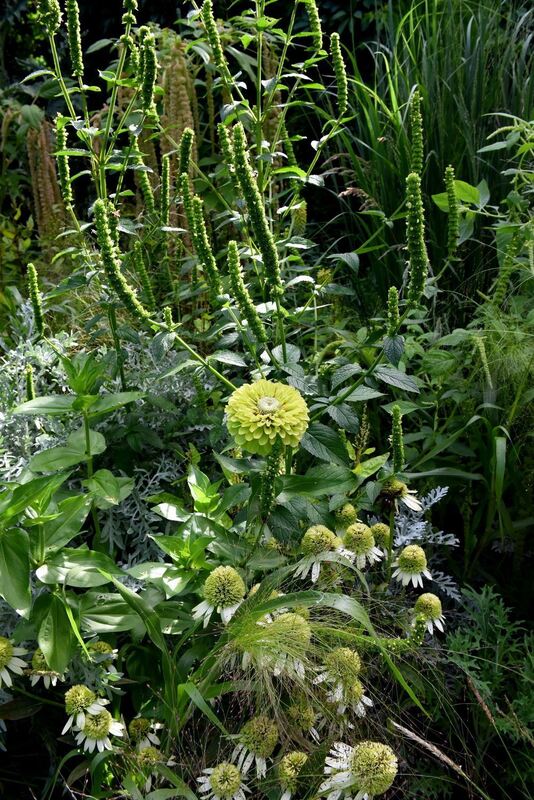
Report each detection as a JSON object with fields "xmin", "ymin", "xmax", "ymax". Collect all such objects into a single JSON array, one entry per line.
[
  {"xmin": 316, "ymin": 647, "xmax": 373, "ymax": 716},
  {"xmin": 0, "ymin": 637, "xmax": 26, "ymax": 688},
  {"xmin": 380, "ymin": 478, "xmax": 422, "ymax": 511},
  {"xmin": 279, "ymin": 750, "xmax": 308, "ymax": 794},
  {"xmin": 226, "ymin": 380, "xmax": 309, "ymax": 455},
  {"xmin": 137, "ymin": 746, "xmax": 161, "ymax": 768},
  {"xmin": 129, "ymin": 717, "xmax": 151, "ymax": 741},
  {"xmin": 198, "ymin": 762, "xmax": 247, "ymax": 799},
  {"xmin": 29, "ymin": 648, "xmax": 62, "ymax": 688},
  {"xmin": 301, "ymin": 525, "xmax": 337, "ymax": 555},
  {"xmin": 287, "ymin": 697, "xmax": 318, "ymax": 735},
  {"xmin": 325, "ymin": 647, "xmax": 361, "ymax": 683},
  {"xmin": 63, "ymin": 684, "xmax": 110, "ymax": 734},
  {"xmin": 414, "ymin": 593, "xmax": 445, "ymax": 634},
  {"xmin": 88, "ymin": 640, "xmax": 116, "ymax": 668},
  {"xmin": 193, "ymin": 566, "xmax": 246, "ymax": 627},
  {"xmin": 344, "ymin": 523, "xmax": 383, "ymax": 569},
  {"xmin": 320, "ymin": 741, "xmax": 398, "ymax": 798},
  {"xmin": 238, "ymin": 715, "xmax": 278, "ymax": 758},
  {"xmin": 335, "ymin": 503, "xmax": 358, "ymax": 528},
  {"xmin": 392, "ymin": 544, "xmax": 432, "ymax": 588},
  {"xmin": 370, "ymin": 522, "xmax": 391, "ymax": 549},
  {"xmin": 270, "ymin": 613, "xmax": 312, "ymax": 650},
  {"xmin": 74, "ymin": 708, "xmax": 124, "ymax": 753},
  {"xmin": 349, "ymin": 741, "xmax": 398, "ymax": 796}
]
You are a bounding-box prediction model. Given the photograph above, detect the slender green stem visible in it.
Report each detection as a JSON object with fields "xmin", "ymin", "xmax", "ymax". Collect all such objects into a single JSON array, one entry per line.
[{"xmin": 108, "ymin": 305, "xmax": 127, "ymax": 390}]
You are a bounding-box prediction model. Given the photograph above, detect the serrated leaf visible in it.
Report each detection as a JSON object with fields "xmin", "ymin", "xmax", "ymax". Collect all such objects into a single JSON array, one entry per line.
[
  {"xmin": 383, "ymin": 335, "xmax": 405, "ymax": 366},
  {"xmin": 374, "ymin": 366, "xmax": 419, "ymax": 393},
  {"xmin": 332, "ymin": 364, "xmax": 363, "ymax": 389},
  {"xmin": 209, "ymin": 350, "xmax": 247, "ymax": 367},
  {"xmin": 300, "ymin": 423, "xmax": 350, "ymax": 465},
  {"xmin": 344, "ymin": 386, "xmax": 385, "ymax": 402},
  {"xmin": 326, "ymin": 403, "xmax": 360, "ymax": 433},
  {"xmin": 278, "ymin": 465, "xmax": 357, "ymax": 499}
]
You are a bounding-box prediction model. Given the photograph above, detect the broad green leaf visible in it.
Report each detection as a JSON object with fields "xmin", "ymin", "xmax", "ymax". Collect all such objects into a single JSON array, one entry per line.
[
  {"xmin": 38, "ymin": 594, "xmax": 75, "ymax": 673},
  {"xmin": 374, "ymin": 366, "xmax": 419, "ymax": 393},
  {"xmin": 41, "ymin": 495, "xmax": 92, "ymax": 553},
  {"xmin": 13, "ymin": 395, "xmax": 77, "ymax": 416},
  {"xmin": 332, "ymin": 364, "xmax": 363, "ymax": 390},
  {"xmin": 326, "ymin": 403, "xmax": 360, "ymax": 433},
  {"xmin": 354, "ymin": 452, "xmax": 390, "ymax": 480},
  {"xmin": 155, "ymin": 766, "xmax": 198, "ymax": 800},
  {"xmin": 300, "ymin": 423, "xmax": 350, "ymax": 465},
  {"xmin": 87, "ymin": 391, "xmax": 144, "ymax": 417},
  {"xmin": 36, "ymin": 548, "xmax": 122, "ymax": 587},
  {"xmin": 0, "ymin": 472, "xmax": 69, "ymax": 521},
  {"xmin": 278, "ymin": 465, "xmax": 357, "ymax": 499},
  {"xmin": 383, "ymin": 335, "xmax": 405, "ymax": 366},
  {"xmin": 29, "ymin": 428, "xmax": 106, "ymax": 473},
  {"xmin": 83, "ymin": 469, "xmax": 134, "ymax": 508},
  {"xmin": 344, "ymin": 386, "xmax": 385, "ymax": 402},
  {"xmin": 79, "ymin": 592, "xmax": 145, "ymax": 635},
  {"xmin": 0, "ymin": 528, "xmax": 31, "ymax": 616}
]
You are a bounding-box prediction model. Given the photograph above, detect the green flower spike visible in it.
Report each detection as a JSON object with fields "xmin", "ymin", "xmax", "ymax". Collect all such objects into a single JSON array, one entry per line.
[
  {"xmin": 391, "ymin": 404, "xmax": 404, "ymax": 473},
  {"xmin": 66, "ymin": 0, "xmax": 84, "ymax": 77},
  {"xmin": 36, "ymin": 0, "xmax": 62, "ymax": 36},
  {"xmin": 193, "ymin": 566, "xmax": 246, "ymax": 627},
  {"xmin": 226, "ymin": 380, "xmax": 309, "ymax": 456},
  {"xmin": 303, "ymin": 0, "xmax": 323, "ymax": 51},
  {"xmin": 27, "ymin": 263, "xmax": 45, "ymax": 337},
  {"xmin": 330, "ymin": 33, "xmax": 348, "ymax": 117},
  {"xmin": 233, "ymin": 715, "xmax": 279, "ymax": 778},
  {"xmin": 445, "ymin": 165, "xmax": 459, "ymax": 258},
  {"xmin": 55, "ymin": 117, "xmax": 73, "ymax": 207},
  {"xmin": 410, "ymin": 88, "xmax": 424, "ymax": 175},
  {"xmin": 201, "ymin": 0, "xmax": 227, "ymax": 73},
  {"xmin": 25, "ymin": 364, "xmax": 36, "ymax": 401},
  {"xmin": 386, "ymin": 286, "xmax": 400, "ymax": 337},
  {"xmin": 406, "ymin": 172, "xmax": 429, "ymax": 305},
  {"xmin": 227, "ymin": 240, "xmax": 268, "ymax": 343},
  {"xmin": 321, "ymin": 740, "xmax": 398, "ymax": 798}
]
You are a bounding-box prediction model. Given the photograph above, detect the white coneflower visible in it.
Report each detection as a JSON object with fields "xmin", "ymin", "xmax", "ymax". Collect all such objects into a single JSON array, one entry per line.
[
  {"xmin": 74, "ymin": 709, "xmax": 124, "ymax": 753},
  {"xmin": 193, "ymin": 566, "xmax": 246, "ymax": 627},
  {"xmin": 27, "ymin": 648, "xmax": 63, "ymax": 689},
  {"xmin": 413, "ymin": 593, "xmax": 445, "ymax": 634},
  {"xmin": 197, "ymin": 761, "xmax": 250, "ymax": 800},
  {"xmin": 62, "ymin": 684, "xmax": 109, "ymax": 734},
  {"xmin": 128, "ymin": 716, "xmax": 163, "ymax": 749},
  {"xmin": 279, "ymin": 750, "xmax": 308, "ymax": 800},
  {"xmin": 87, "ymin": 640, "xmax": 118, "ymax": 672},
  {"xmin": 391, "ymin": 544, "xmax": 432, "ymax": 588},
  {"xmin": 314, "ymin": 648, "xmax": 373, "ymax": 716},
  {"xmin": 294, "ymin": 525, "xmax": 343, "ymax": 583},
  {"xmin": 369, "ymin": 523, "xmax": 391, "ymax": 554},
  {"xmin": 334, "ymin": 503, "xmax": 358, "ymax": 530},
  {"xmin": 232, "ymin": 715, "xmax": 279, "ymax": 778},
  {"xmin": 0, "ymin": 638, "xmax": 26, "ymax": 689},
  {"xmin": 381, "ymin": 478, "xmax": 421, "ymax": 512},
  {"xmin": 260, "ymin": 613, "xmax": 311, "ymax": 679},
  {"xmin": 343, "ymin": 523, "xmax": 383, "ymax": 570},
  {"xmin": 320, "ymin": 740, "xmax": 398, "ymax": 799}
]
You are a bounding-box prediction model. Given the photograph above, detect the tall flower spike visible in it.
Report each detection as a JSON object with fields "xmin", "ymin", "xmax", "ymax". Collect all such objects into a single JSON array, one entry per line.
[
  {"xmin": 218, "ymin": 123, "xmax": 241, "ymax": 196},
  {"xmin": 232, "ymin": 123, "xmax": 283, "ymax": 293},
  {"xmin": 140, "ymin": 31, "xmax": 157, "ymax": 115},
  {"xmin": 93, "ymin": 199, "xmax": 152, "ymax": 323},
  {"xmin": 445, "ymin": 165, "xmax": 459, "ymax": 258},
  {"xmin": 201, "ymin": 0, "xmax": 227, "ymax": 72},
  {"xmin": 27, "ymin": 263, "xmax": 44, "ymax": 336},
  {"xmin": 132, "ymin": 241, "xmax": 156, "ymax": 310},
  {"xmin": 386, "ymin": 286, "xmax": 399, "ymax": 337},
  {"xmin": 192, "ymin": 196, "xmax": 222, "ymax": 297},
  {"xmin": 409, "ymin": 88, "xmax": 424, "ymax": 175},
  {"xmin": 66, "ymin": 0, "xmax": 84, "ymax": 78},
  {"xmin": 493, "ymin": 229, "xmax": 522, "ymax": 307},
  {"xmin": 391, "ymin": 404, "xmax": 404, "ymax": 473},
  {"xmin": 131, "ymin": 139, "xmax": 155, "ymax": 214},
  {"xmin": 160, "ymin": 154, "xmax": 170, "ymax": 225},
  {"xmin": 330, "ymin": 33, "xmax": 348, "ymax": 118},
  {"xmin": 406, "ymin": 172, "xmax": 429, "ymax": 304},
  {"xmin": 55, "ymin": 118, "xmax": 73, "ymax": 207},
  {"xmin": 303, "ymin": 0, "xmax": 323, "ymax": 51},
  {"xmin": 227, "ymin": 240, "xmax": 268, "ymax": 342},
  {"xmin": 36, "ymin": 0, "xmax": 62, "ymax": 36},
  {"xmin": 25, "ymin": 364, "xmax": 36, "ymax": 400},
  {"xmin": 178, "ymin": 127, "xmax": 195, "ymax": 177},
  {"xmin": 260, "ymin": 438, "xmax": 284, "ymax": 519}
]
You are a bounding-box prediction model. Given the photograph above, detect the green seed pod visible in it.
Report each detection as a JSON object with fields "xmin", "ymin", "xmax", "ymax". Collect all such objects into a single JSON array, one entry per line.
[
  {"xmin": 227, "ymin": 240, "xmax": 267, "ymax": 342},
  {"xmin": 391, "ymin": 404, "xmax": 404, "ymax": 473},
  {"xmin": 406, "ymin": 172, "xmax": 429, "ymax": 305},
  {"xmin": 493, "ymin": 229, "xmax": 522, "ymax": 307},
  {"xmin": 27, "ymin": 263, "xmax": 45, "ymax": 337},
  {"xmin": 66, "ymin": 0, "xmax": 84, "ymax": 78},
  {"xmin": 131, "ymin": 138, "xmax": 155, "ymax": 214},
  {"xmin": 409, "ymin": 89, "xmax": 424, "ymax": 175},
  {"xmin": 232, "ymin": 123, "xmax": 282, "ymax": 293},
  {"xmin": 36, "ymin": 0, "xmax": 62, "ymax": 36},
  {"xmin": 444, "ymin": 165, "xmax": 459, "ymax": 258},
  {"xmin": 192, "ymin": 196, "xmax": 222, "ymax": 297},
  {"xmin": 201, "ymin": 0, "xmax": 227, "ymax": 72},
  {"xmin": 93, "ymin": 199, "xmax": 151, "ymax": 323},
  {"xmin": 303, "ymin": 0, "xmax": 323, "ymax": 51},
  {"xmin": 132, "ymin": 241, "xmax": 156, "ymax": 310},
  {"xmin": 160, "ymin": 154, "xmax": 170, "ymax": 225},
  {"xmin": 260, "ymin": 438, "xmax": 284, "ymax": 519},
  {"xmin": 330, "ymin": 33, "xmax": 348, "ymax": 117},
  {"xmin": 386, "ymin": 286, "xmax": 399, "ymax": 337},
  {"xmin": 292, "ymin": 201, "xmax": 307, "ymax": 237},
  {"xmin": 164, "ymin": 306, "xmax": 173, "ymax": 329},
  {"xmin": 25, "ymin": 364, "xmax": 36, "ymax": 401},
  {"xmin": 178, "ymin": 127, "xmax": 195, "ymax": 177},
  {"xmin": 55, "ymin": 117, "xmax": 73, "ymax": 207},
  {"xmin": 140, "ymin": 32, "xmax": 157, "ymax": 115}
]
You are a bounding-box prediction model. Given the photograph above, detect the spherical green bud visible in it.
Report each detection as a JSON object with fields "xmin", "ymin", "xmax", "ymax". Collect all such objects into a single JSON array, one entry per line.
[
  {"xmin": 65, "ymin": 685, "xmax": 96, "ymax": 715},
  {"xmin": 137, "ymin": 746, "xmax": 161, "ymax": 768},
  {"xmin": 0, "ymin": 638, "xmax": 14, "ymax": 670},
  {"xmin": 397, "ymin": 545, "xmax": 427, "ymax": 573},
  {"xmin": 349, "ymin": 741, "xmax": 398, "ymax": 796},
  {"xmin": 239, "ymin": 715, "xmax": 278, "ymax": 758},
  {"xmin": 335, "ymin": 503, "xmax": 358, "ymax": 527},
  {"xmin": 370, "ymin": 523, "xmax": 390, "ymax": 548},
  {"xmin": 83, "ymin": 710, "xmax": 112, "ymax": 740},
  {"xmin": 269, "ymin": 613, "xmax": 312, "ymax": 650},
  {"xmin": 345, "ymin": 523, "xmax": 374, "ymax": 555},
  {"xmin": 414, "ymin": 593, "xmax": 442, "ymax": 620},
  {"xmin": 210, "ymin": 763, "xmax": 242, "ymax": 797},
  {"xmin": 129, "ymin": 717, "xmax": 151, "ymax": 740},
  {"xmin": 279, "ymin": 750, "xmax": 308, "ymax": 792},
  {"xmin": 324, "ymin": 647, "xmax": 361, "ymax": 683},
  {"xmin": 203, "ymin": 566, "xmax": 246, "ymax": 608},
  {"xmin": 301, "ymin": 525, "xmax": 336, "ymax": 555},
  {"xmin": 226, "ymin": 380, "xmax": 309, "ymax": 455},
  {"xmin": 287, "ymin": 698, "xmax": 316, "ymax": 731}
]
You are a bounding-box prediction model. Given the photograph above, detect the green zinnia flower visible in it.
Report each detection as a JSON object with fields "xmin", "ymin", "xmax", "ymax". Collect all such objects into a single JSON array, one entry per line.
[{"xmin": 226, "ymin": 380, "xmax": 309, "ymax": 455}]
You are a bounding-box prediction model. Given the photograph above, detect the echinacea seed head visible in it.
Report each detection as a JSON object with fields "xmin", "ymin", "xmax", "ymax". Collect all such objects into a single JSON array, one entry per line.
[
  {"xmin": 239, "ymin": 715, "xmax": 278, "ymax": 758},
  {"xmin": 203, "ymin": 566, "xmax": 245, "ymax": 608},
  {"xmin": 325, "ymin": 647, "xmax": 361, "ymax": 681},
  {"xmin": 0, "ymin": 638, "xmax": 14, "ymax": 669},
  {"xmin": 344, "ymin": 523, "xmax": 374, "ymax": 554},
  {"xmin": 398, "ymin": 545, "xmax": 427, "ymax": 573},
  {"xmin": 349, "ymin": 741, "xmax": 398, "ymax": 796},
  {"xmin": 83, "ymin": 710, "xmax": 112, "ymax": 740},
  {"xmin": 414, "ymin": 593, "xmax": 442, "ymax": 620},
  {"xmin": 137, "ymin": 746, "xmax": 161, "ymax": 767},
  {"xmin": 210, "ymin": 762, "xmax": 242, "ymax": 796},
  {"xmin": 371, "ymin": 523, "xmax": 390, "ymax": 548},
  {"xmin": 301, "ymin": 525, "xmax": 336, "ymax": 555},
  {"xmin": 129, "ymin": 717, "xmax": 151, "ymax": 740},
  {"xmin": 279, "ymin": 750, "xmax": 308, "ymax": 791},
  {"xmin": 64, "ymin": 684, "xmax": 96, "ymax": 715},
  {"xmin": 335, "ymin": 503, "xmax": 358, "ymax": 527}
]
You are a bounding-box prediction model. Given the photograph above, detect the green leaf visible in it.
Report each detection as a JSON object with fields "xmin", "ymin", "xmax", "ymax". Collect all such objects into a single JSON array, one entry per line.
[
  {"xmin": 29, "ymin": 428, "xmax": 106, "ymax": 473},
  {"xmin": 36, "ymin": 548, "xmax": 122, "ymax": 587},
  {"xmin": 383, "ymin": 335, "xmax": 405, "ymax": 366},
  {"xmin": 332, "ymin": 364, "xmax": 363, "ymax": 389},
  {"xmin": 300, "ymin": 423, "xmax": 350, "ymax": 465},
  {"xmin": 278, "ymin": 465, "xmax": 357, "ymax": 499},
  {"xmin": 38, "ymin": 594, "xmax": 75, "ymax": 673},
  {"xmin": 354, "ymin": 453, "xmax": 389, "ymax": 480},
  {"xmin": 87, "ymin": 391, "xmax": 144, "ymax": 417},
  {"xmin": 41, "ymin": 494, "xmax": 92, "ymax": 553},
  {"xmin": 12, "ymin": 396, "xmax": 77, "ymax": 416},
  {"xmin": 83, "ymin": 469, "xmax": 134, "ymax": 508},
  {"xmin": 0, "ymin": 473, "xmax": 69, "ymax": 521},
  {"xmin": 0, "ymin": 528, "xmax": 31, "ymax": 616},
  {"xmin": 182, "ymin": 682, "xmax": 229, "ymax": 734},
  {"xmin": 344, "ymin": 386, "xmax": 385, "ymax": 402},
  {"xmin": 326, "ymin": 403, "xmax": 360, "ymax": 433},
  {"xmin": 209, "ymin": 351, "xmax": 247, "ymax": 368},
  {"xmin": 327, "ymin": 252, "xmax": 360, "ymax": 272},
  {"xmin": 154, "ymin": 766, "xmax": 198, "ymax": 800},
  {"xmin": 374, "ymin": 366, "xmax": 419, "ymax": 393}
]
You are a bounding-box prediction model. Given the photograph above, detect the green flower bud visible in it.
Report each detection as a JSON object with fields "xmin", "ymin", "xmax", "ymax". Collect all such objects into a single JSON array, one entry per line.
[
  {"xmin": 330, "ymin": 33, "xmax": 347, "ymax": 117},
  {"xmin": 66, "ymin": 0, "xmax": 84, "ymax": 78},
  {"xmin": 325, "ymin": 646, "xmax": 361, "ymax": 682},
  {"xmin": 386, "ymin": 286, "xmax": 399, "ymax": 337},
  {"xmin": 227, "ymin": 240, "xmax": 267, "ymax": 342},
  {"xmin": 301, "ymin": 525, "xmax": 336, "ymax": 555},
  {"xmin": 201, "ymin": 0, "xmax": 227, "ymax": 73},
  {"xmin": 137, "ymin": 746, "xmax": 161, "ymax": 768},
  {"xmin": 445, "ymin": 165, "xmax": 459, "ymax": 259},
  {"xmin": 129, "ymin": 717, "xmax": 151, "ymax": 740},
  {"xmin": 83, "ymin": 709, "xmax": 113, "ymax": 740},
  {"xmin": 239, "ymin": 715, "xmax": 278, "ymax": 758},
  {"xmin": 203, "ymin": 566, "xmax": 246, "ymax": 608},
  {"xmin": 335, "ymin": 503, "xmax": 358, "ymax": 528},
  {"xmin": 397, "ymin": 544, "xmax": 427, "ymax": 573},
  {"xmin": 232, "ymin": 123, "xmax": 283, "ymax": 293},
  {"xmin": 27, "ymin": 263, "xmax": 44, "ymax": 337},
  {"xmin": 279, "ymin": 750, "xmax": 308, "ymax": 793},
  {"xmin": 287, "ymin": 698, "xmax": 316, "ymax": 732},
  {"xmin": 344, "ymin": 522, "xmax": 374, "ymax": 555},
  {"xmin": 36, "ymin": 0, "xmax": 62, "ymax": 36},
  {"xmin": 303, "ymin": 0, "xmax": 323, "ymax": 51},
  {"xmin": 349, "ymin": 741, "xmax": 398, "ymax": 796},
  {"xmin": 55, "ymin": 117, "xmax": 73, "ymax": 207},
  {"xmin": 132, "ymin": 241, "xmax": 156, "ymax": 310},
  {"xmin": 409, "ymin": 89, "xmax": 424, "ymax": 175},
  {"xmin": 370, "ymin": 522, "xmax": 390, "ymax": 548},
  {"xmin": 406, "ymin": 172, "xmax": 429, "ymax": 304},
  {"xmin": 414, "ymin": 592, "xmax": 442, "ymax": 620},
  {"xmin": 391, "ymin": 404, "xmax": 404, "ymax": 473}
]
